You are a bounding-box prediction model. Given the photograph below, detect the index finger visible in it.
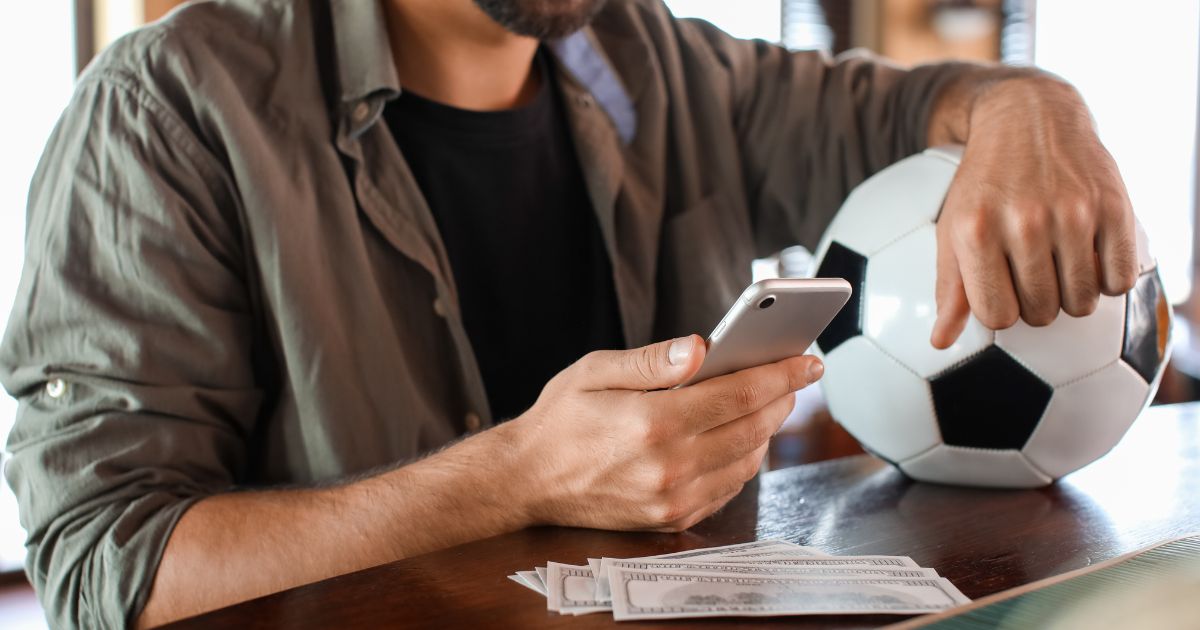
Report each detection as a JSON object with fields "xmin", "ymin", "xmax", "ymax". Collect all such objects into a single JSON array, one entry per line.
[{"xmin": 659, "ymin": 354, "xmax": 821, "ymax": 435}]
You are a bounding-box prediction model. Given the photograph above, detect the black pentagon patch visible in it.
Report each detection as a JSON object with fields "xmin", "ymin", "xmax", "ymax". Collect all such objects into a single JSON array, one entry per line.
[
  {"xmin": 815, "ymin": 241, "xmax": 867, "ymax": 354},
  {"xmin": 931, "ymin": 345, "xmax": 1053, "ymax": 450},
  {"xmin": 1121, "ymin": 270, "xmax": 1170, "ymax": 384}
]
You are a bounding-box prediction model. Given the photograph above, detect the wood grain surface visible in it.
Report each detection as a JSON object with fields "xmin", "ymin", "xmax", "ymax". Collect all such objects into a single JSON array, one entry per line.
[{"xmin": 165, "ymin": 403, "xmax": 1200, "ymax": 629}]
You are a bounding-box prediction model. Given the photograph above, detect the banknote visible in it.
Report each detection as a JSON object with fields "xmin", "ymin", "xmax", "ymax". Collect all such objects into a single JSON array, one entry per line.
[
  {"xmin": 596, "ymin": 552, "xmax": 914, "ymax": 601},
  {"xmin": 604, "ymin": 559, "xmax": 938, "ymax": 579},
  {"xmin": 587, "ymin": 558, "xmax": 602, "ymax": 580},
  {"xmin": 507, "ymin": 574, "xmax": 542, "ymax": 595},
  {"xmin": 545, "ymin": 562, "xmax": 610, "ymax": 615},
  {"xmin": 608, "ymin": 567, "xmax": 971, "ymax": 620},
  {"xmin": 594, "ymin": 539, "xmax": 814, "ymax": 600},
  {"xmin": 516, "ymin": 570, "xmax": 546, "ymax": 595},
  {"xmin": 511, "ymin": 540, "xmax": 969, "ymax": 620},
  {"xmin": 714, "ymin": 548, "xmax": 830, "ymax": 560},
  {"xmin": 642, "ymin": 555, "xmax": 921, "ymax": 569}
]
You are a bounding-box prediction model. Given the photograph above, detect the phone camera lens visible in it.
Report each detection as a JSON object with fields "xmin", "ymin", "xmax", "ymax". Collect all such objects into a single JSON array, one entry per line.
[{"xmin": 758, "ymin": 296, "xmax": 775, "ymax": 309}]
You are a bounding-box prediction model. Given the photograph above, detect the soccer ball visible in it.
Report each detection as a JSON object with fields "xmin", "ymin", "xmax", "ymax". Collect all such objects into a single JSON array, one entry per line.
[{"xmin": 811, "ymin": 146, "xmax": 1173, "ymax": 488}]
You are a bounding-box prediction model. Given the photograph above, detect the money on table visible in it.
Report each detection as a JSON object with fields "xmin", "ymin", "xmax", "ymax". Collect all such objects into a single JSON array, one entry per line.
[
  {"xmin": 594, "ymin": 539, "xmax": 823, "ymax": 600},
  {"xmin": 507, "ymin": 539, "xmax": 971, "ymax": 620}
]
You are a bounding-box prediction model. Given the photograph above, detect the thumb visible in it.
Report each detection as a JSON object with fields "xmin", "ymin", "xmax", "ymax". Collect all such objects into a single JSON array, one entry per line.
[
  {"xmin": 931, "ymin": 227, "xmax": 970, "ymax": 349},
  {"xmin": 582, "ymin": 335, "xmax": 706, "ymax": 391}
]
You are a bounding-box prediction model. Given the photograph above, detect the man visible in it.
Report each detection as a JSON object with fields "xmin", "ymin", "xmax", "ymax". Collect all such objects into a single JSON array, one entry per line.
[{"xmin": 0, "ymin": 0, "xmax": 1136, "ymax": 627}]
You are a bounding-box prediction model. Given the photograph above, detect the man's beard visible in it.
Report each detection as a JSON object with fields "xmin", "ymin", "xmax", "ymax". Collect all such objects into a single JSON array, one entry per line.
[{"xmin": 472, "ymin": 0, "xmax": 610, "ymax": 39}]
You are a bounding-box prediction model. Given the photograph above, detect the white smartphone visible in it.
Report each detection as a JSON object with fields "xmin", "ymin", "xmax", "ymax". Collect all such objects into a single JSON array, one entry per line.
[{"xmin": 678, "ymin": 278, "xmax": 852, "ymax": 387}]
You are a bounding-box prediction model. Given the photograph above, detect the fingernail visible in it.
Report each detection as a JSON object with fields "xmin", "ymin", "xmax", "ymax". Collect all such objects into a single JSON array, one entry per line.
[
  {"xmin": 668, "ymin": 337, "xmax": 693, "ymax": 366},
  {"xmin": 807, "ymin": 359, "xmax": 824, "ymax": 382}
]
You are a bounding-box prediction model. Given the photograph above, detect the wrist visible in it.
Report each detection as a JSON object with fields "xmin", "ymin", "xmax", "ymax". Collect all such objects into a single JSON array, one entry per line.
[
  {"xmin": 928, "ymin": 67, "xmax": 1079, "ymax": 147},
  {"xmin": 972, "ymin": 71, "xmax": 1082, "ymax": 119},
  {"xmin": 461, "ymin": 414, "xmax": 551, "ymax": 531},
  {"xmin": 970, "ymin": 72, "xmax": 1091, "ymax": 143},
  {"xmin": 353, "ymin": 419, "xmax": 541, "ymax": 558}
]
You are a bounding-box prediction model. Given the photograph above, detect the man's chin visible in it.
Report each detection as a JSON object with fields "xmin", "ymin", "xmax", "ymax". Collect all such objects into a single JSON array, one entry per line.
[{"xmin": 472, "ymin": 0, "xmax": 610, "ymax": 40}]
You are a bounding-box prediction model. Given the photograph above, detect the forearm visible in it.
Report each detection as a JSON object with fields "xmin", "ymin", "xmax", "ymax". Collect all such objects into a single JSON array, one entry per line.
[
  {"xmin": 927, "ymin": 65, "xmax": 1085, "ymax": 148},
  {"xmin": 136, "ymin": 421, "xmax": 533, "ymax": 628}
]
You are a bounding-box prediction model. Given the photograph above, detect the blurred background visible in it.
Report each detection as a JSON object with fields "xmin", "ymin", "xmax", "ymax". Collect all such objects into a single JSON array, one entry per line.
[{"xmin": 0, "ymin": 1, "xmax": 1196, "ymax": 626}]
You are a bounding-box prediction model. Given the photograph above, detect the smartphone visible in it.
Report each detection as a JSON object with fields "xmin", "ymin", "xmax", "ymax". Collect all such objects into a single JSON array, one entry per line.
[{"xmin": 678, "ymin": 278, "xmax": 852, "ymax": 387}]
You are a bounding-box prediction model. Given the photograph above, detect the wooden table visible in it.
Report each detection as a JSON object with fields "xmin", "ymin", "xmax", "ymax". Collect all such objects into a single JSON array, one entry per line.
[{"xmin": 169, "ymin": 403, "xmax": 1200, "ymax": 629}]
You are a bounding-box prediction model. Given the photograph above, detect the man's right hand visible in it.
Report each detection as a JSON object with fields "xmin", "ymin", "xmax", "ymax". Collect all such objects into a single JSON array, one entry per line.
[
  {"xmin": 508, "ymin": 335, "xmax": 824, "ymax": 533},
  {"xmin": 137, "ymin": 335, "xmax": 823, "ymax": 627}
]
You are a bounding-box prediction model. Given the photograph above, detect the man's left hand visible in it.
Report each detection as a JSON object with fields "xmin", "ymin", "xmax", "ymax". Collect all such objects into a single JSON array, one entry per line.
[{"xmin": 930, "ymin": 74, "xmax": 1139, "ymax": 348}]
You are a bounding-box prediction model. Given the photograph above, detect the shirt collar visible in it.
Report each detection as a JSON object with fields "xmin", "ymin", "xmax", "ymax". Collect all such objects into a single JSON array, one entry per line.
[
  {"xmin": 329, "ymin": 0, "xmax": 399, "ymax": 137},
  {"xmin": 548, "ymin": 30, "xmax": 637, "ymax": 145},
  {"xmin": 328, "ymin": 0, "xmax": 637, "ymax": 144}
]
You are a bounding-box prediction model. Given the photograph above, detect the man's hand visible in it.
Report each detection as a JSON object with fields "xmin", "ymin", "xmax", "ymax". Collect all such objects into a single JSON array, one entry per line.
[
  {"xmin": 139, "ymin": 336, "xmax": 821, "ymax": 626},
  {"xmin": 509, "ymin": 335, "xmax": 824, "ymax": 532},
  {"xmin": 928, "ymin": 73, "xmax": 1139, "ymax": 348}
]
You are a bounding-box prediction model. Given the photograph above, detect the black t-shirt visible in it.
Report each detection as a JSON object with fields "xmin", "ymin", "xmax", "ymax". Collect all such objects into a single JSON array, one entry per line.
[{"xmin": 385, "ymin": 51, "xmax": 624, "ymax": 422}]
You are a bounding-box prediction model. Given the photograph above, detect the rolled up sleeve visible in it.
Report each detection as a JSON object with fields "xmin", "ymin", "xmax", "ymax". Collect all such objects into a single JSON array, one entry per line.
[
  {"xmin": 677, "ymin": 17, "xmax": 976, "ymax": 255},
  {"xmin": 0, "ymin": 72, "xmax": 260, "ymax": 628}
]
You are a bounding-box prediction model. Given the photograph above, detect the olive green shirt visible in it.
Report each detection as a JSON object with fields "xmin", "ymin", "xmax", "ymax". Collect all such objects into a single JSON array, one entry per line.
[{"xmin": 0, "ymin": 0, "xmax": 968, "ymax": 626}]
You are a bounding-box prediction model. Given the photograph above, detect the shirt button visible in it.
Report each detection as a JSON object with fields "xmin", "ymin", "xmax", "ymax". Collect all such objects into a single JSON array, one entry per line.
[
  {"xmin": 433, "ymin": 297, "xmax": 447, "ymax": 317},
  {"xmin": 352, "ymin": 101, "xmax": 371, "ymax": 122},
  {"xmin": 464, "ymin": 412, "xmax": 482, "ymax": 432},
  {"xmin": 45, "ymin": 379, "xmax": 67, "ymax": 399}
]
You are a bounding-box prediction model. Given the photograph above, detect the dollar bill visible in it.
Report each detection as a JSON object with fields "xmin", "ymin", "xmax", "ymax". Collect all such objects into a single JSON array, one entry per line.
[
  {"xmin": 716, "ymin": 547, "xmax": 830, "ymax": 560},
  {"xmin": 721, "ymin": 543, "xmax": 829, "ymax": 556},
  {"xmin": 516, "ymin": 539, "xmax": 969, "ymax": 620},
  {"xmin": 516, "ymin": 570, "xmax": 546, "ymax": 595},
  {"xmin": 605, "ymin": 559, "xmax": 938, "ymax": 579},
  {"xmin": 545, "ymin": 562, "xmax": 610, "ymax": 615},
  {"xmin": 596, "ymin": 552, "xmax": 913, "ymax": 601},
  {"xmin": 520, "ymin": 559, "xmax": 933, "ymax": 604},
  {"xmin": 593, "ymin": 539, "xmax": 813, "ymax": 600},
  {"xmin": 508, "ymin": 574, "xmax": 543, "ymax": 595},
  {"xmin": 608, "ymin": 567, "xmax": 971, "ymax": 620},
  {"xmin": 655, "ymin": 555, "xmax": 920, "ymax": 568}
]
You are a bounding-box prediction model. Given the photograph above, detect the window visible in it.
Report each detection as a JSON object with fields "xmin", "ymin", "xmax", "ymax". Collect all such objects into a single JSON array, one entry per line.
[
  {"xmin": 663, "ymin": 0, "xmax": 833, "ymax": 51},
  {"xmin": 0, "ymin": 4, "xmax": 76, "ymax": 572},
  {"xmin": 664, "ymin": 0, "xmax": 782, "ymax": 42},
  {"xmin": 1035, "ymin": 1, "xmax": 1199, "ymax": 303}
]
